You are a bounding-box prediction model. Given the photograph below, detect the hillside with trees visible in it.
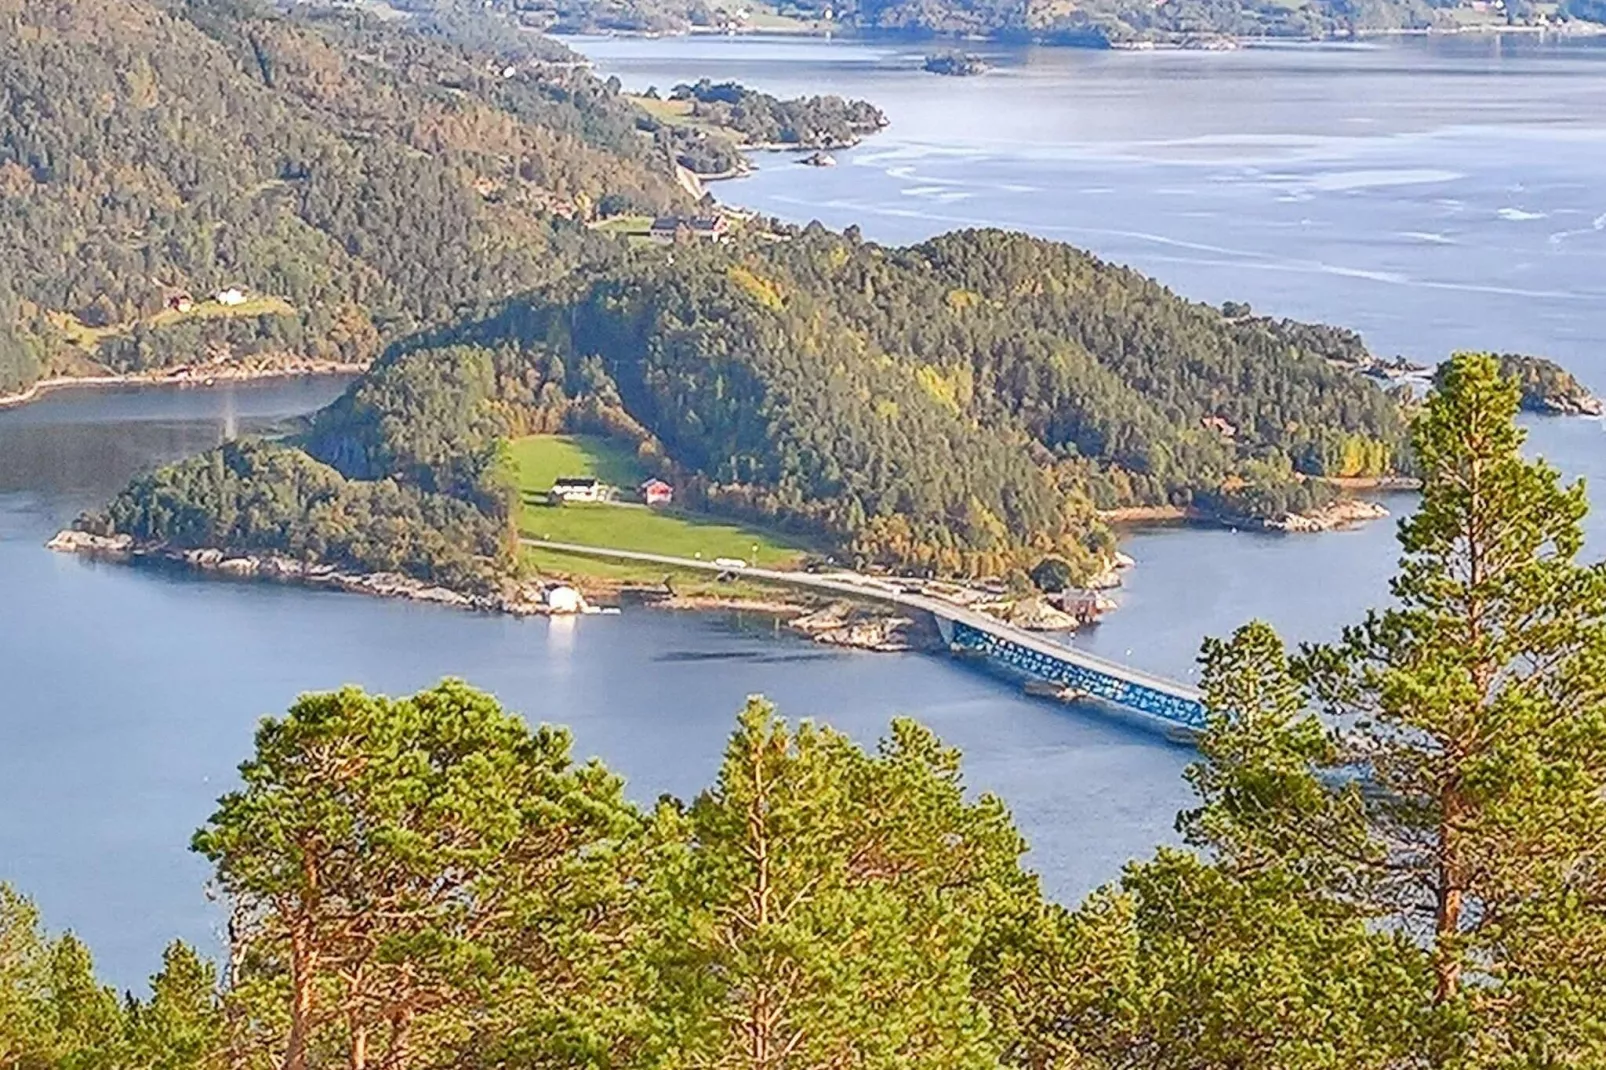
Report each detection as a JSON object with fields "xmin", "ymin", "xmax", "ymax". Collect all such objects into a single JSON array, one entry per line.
[
  {"xmin": 395, "ymin": 227, "xmax": 1407, "ymax": 574},
  {"xmin": 10, "ymin": 357, "xmax": 1606, "ymax": 1068},
  {"xmin": 0, "ymin": 0, "xmax": 702, "ymax": 398},
  {"xmin": 93, "ymin": 227, "xmax": 1411, "ymax": 587}
]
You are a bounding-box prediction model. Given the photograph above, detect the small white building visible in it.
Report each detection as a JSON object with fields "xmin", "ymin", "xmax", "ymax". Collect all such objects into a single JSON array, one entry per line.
[
  {"xmin": 544, "ymin": 585, "xmax": 586, "ymax": 614},
  {"xmin": 215, "ymin": 288, "xmax": 247, "ymax": 306},
  {"xmin": 548, "ymin": 477, "xmax": 610, "ymax": 504}
]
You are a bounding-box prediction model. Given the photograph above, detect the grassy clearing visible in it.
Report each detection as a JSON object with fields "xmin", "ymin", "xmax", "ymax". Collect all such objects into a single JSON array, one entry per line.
[
  {"xmin": 521, "ymin": 502, "xmax": 805, "ymax": 567},
  {"xmin": 510, "ymin": 434, "xmax": 808, "ymax": 571},
  {"xmin": 150, "ymin": 295, "xmax": 295, "ymax": 328},
  {"xmin": 592, "ymin": 214, "xmax": 656, "ymax": 239},
  {"xmin": 627, "ymin": 95, "xmax": 733, "ymax": 138},
  {"xmin": 737, "ymin": 3, "xmax": 822, "ymax": 31},
  {"xmin": 522, "ymin": 549, "xmax": 806, "ymax": 604},
  {"xmin": 49, "ymin": 295, "xmax": 297, "ymax": 353},
  {"xmin": 509, "ymin": 434, "xmax": 648, "ymax": 491},
  {"xmin": 631, "ymin": 96, "xmax": 694, "ymax": 123},
  {"xmin": 48, "ymin": 311, "xmax": 122, "ymax": 350}
]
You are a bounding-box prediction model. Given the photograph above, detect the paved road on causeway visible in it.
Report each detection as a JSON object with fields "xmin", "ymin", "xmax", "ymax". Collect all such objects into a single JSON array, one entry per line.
[{"xmin": 522, "ymin": 538, "xmax": 1201, "ymax": 701}]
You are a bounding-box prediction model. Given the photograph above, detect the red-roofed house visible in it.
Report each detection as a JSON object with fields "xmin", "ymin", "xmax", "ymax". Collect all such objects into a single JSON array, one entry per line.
[{"xmin": 641, "ymin": 479, "xmax": 674, "ymax": 507}]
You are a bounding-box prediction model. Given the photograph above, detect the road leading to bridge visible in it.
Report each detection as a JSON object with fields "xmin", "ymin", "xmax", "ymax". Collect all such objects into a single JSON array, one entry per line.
[{"xmin": 523, "ymin": 538, "xmax": 1206, "ymax": 730}]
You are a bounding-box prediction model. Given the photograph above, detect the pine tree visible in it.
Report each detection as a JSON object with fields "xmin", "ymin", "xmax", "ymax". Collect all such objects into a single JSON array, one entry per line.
[
  {"xmin": 639, "ymin": 698, "xmax": 1037, "ymax": 1069},
  {"xmin": 1186, "ymin": 352, "xmax": 1606, "ymax": 1066},
  {"xmin": 192, "ymin": 680, "xmax": 643, "ymax": 1070},
  {"xmin": 125, "ymin": 943, "xmax": 224, "ymax": 1070}
]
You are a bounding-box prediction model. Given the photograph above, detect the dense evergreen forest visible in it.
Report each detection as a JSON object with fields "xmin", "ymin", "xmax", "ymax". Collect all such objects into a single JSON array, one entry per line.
[
  {"xmin": 11, "ymin": 358, "xmax": 1606, "ymax": 1068},
  {"xmin": 0, "ymin": 0, "xmax": 726, "ymax": 396},
  {"xmin": 93, "ymin": 227, "xmax": 1411, "ymax": 583}
]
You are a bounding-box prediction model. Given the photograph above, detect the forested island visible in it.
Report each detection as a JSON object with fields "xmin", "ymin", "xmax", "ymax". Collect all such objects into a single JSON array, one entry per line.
[
  {"xmin": 924, "ymin": 50, "xmax": 991, "ymax": 75},
  {"xmin": 67, "ymin": 224, "xmax": 1417, "ymax": 603}
]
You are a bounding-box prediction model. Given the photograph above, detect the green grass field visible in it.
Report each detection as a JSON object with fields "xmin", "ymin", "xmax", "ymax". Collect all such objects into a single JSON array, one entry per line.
[
  {"xmin": 511, "ymin": 434, "xmax": 808, "ymax": 573},
  {"xmin": 592, "ymin": 214, "xmax": 655, "ymax": 237},
  {"xmin": 509, "ymin": 434, "xmax": 649, "ymax": 492},
  {"xmin": 50, "ymin": 295, "xmax": 297, "ymax": 352},
  {"xmin": 626, "ymin": 95, "xmax": 736, "ymax": 139}
]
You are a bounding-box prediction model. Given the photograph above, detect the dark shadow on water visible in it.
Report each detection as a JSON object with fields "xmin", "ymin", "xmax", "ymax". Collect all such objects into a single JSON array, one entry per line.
[{"xmin": 655, "ymin": 648, "xmax": 841, "ymax": 665}]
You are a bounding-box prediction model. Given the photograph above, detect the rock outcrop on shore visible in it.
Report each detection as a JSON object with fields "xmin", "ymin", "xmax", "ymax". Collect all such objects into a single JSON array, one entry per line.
[
  {"xmin": 1000, "ymin": 596, "xmax": 1081, "ymax": 632},
  {"xmin": 1263, "ymin": 497, "xmax": 1390, "ymax": 533},
  {"xmin": 47, "ymin": 531, "xmax": 553, "ymax": 615},
  {"xmin": 789, "ymin": 601, "xmax": 944, "ymax": 653}
]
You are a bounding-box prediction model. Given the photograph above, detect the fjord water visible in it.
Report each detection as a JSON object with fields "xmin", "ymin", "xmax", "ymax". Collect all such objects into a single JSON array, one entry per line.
[
  {"xmin": 6, "ymin": 38, "xmax": 1606, "ymax": 990},
  {"xmin": 0, "ymin": 384, "xmax": 1195, "ymax": 990}
]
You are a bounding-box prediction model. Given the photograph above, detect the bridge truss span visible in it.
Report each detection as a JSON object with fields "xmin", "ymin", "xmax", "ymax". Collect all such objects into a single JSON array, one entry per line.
[{"xmin": 943, "ymin": 619, "xmax": 1209, "ymax": 731}]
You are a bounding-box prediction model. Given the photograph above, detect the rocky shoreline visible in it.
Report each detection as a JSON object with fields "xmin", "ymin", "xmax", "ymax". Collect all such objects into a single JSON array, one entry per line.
[
  {"xmin": 0, "ymin": 358, "xmax": 367, "ymax": 410},
  {"xmin": 788, "ymin": 601, "xmax": 945, "ymax": 652},
  {"xmin": 1259, "ymin": 497, "xmax": 1391, "ymax": 533},
  {"xmin": 47, "ymin": 530, "xmax": 943, "ymax": 649},
  {"xmin": 1102, "ymin": 496, "xmax": 1390, "ymax": 532},
  {"xmin": 46, "ymin": 531, "xmax": 558, "ymax": 616}
]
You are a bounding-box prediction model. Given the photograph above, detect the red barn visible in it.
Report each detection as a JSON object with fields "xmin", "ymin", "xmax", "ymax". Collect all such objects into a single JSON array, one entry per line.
[{"xmin": 641, "ymin": 479, "xmax": 674, "ymax": 507}]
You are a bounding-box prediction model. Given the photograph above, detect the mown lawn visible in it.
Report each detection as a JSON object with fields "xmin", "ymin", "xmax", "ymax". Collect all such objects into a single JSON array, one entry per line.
[
  {"xmin": 509, "ymin": 434, "xmax": 649, "ymax": 492},
  {"xmin": 510, "ymin": 434, "xmax": 808, "ymax": 569}
]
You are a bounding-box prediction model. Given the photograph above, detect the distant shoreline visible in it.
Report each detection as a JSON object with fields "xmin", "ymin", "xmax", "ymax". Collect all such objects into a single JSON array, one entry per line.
[
  {"xmin": 0, "ymin": 360, "xmax": 367, "ymax": 412},
  {"xmin": 562, "ymin": 21, "xmax": 1606, "ymax": 51}
]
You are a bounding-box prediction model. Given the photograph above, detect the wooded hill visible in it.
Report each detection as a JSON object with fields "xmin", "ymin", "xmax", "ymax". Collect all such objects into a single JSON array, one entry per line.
[
  {"xmin": 268, "ymin": 227, "xmax": 1403, "ymax": 581},
  {"xmin": 0, "ymin": 0, "xmax": 705, "ymax": 397}
]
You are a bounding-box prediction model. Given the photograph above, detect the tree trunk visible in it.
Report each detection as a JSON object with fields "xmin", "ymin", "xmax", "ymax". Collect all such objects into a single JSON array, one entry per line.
[
  {"xmin": 283, "ymin": 926, "xmax": 317, "ymax": 1070},
  {"xmin": 350, "ymin": 1020, "xmax": 369, "ymax": 1070},
  {"xmin": 747, "ymin": 732, "xmax": 775, "ymax": 1069},
  {"xmin": 1434, "ymin": 790, "xmax": 1464, "ymax": 1003}
]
